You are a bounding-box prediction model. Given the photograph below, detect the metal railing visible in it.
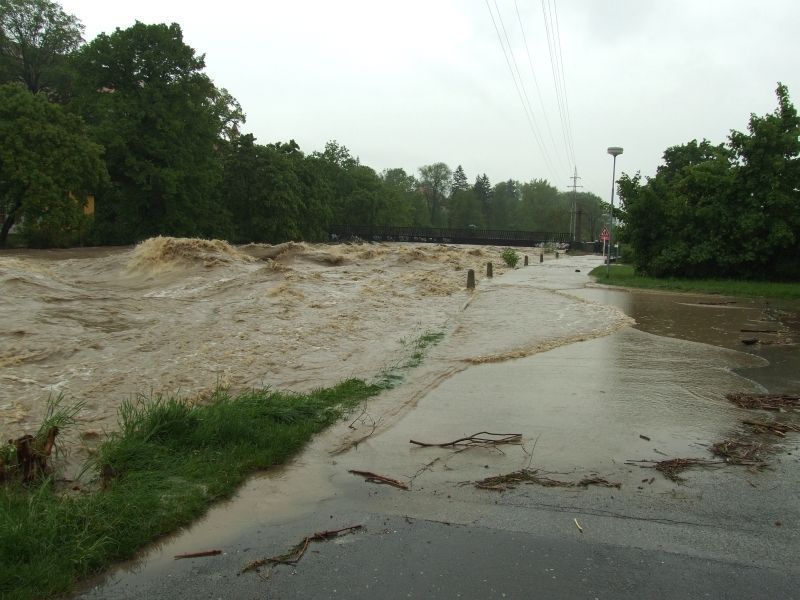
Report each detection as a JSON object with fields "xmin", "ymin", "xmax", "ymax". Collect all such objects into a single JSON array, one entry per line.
[{"xmin": 328, "ymin": 225, "xmax": 571, "ymax": 247}]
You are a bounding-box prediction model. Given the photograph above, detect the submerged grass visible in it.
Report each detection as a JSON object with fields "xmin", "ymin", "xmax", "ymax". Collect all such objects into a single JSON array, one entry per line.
[
  {"xmin": 0, "ymin": 379, "xmax": 379, "ymax": 600},
  {"xmin": 589, "ymin": 264, "xmax": 800, "ymax": 300}
]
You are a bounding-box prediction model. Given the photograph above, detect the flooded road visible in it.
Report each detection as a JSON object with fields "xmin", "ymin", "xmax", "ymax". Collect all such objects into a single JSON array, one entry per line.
[
  {"xmin": 6, "ymin": 240, "xmax": 796, "ymax": 597},
  {"xmin": 74, "ymin": 249, "xmax": 800, "ymax": 599}
]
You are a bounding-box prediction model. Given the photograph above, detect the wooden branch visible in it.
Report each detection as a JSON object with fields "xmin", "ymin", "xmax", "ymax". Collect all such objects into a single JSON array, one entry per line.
[
  {"xmin": 348, "ymin": 469, "xmax": 409, "ymax": 490},
  {"xmin": 174, "ymin": 549, "xmax": 222, "ymax": 560},
  {"xmin": 240, "ymin": 525, "xmax": 363, "ymax": 573},
  {"xmin": 409, "ymin": 431, "xmax": 522, "ymax": 448}
]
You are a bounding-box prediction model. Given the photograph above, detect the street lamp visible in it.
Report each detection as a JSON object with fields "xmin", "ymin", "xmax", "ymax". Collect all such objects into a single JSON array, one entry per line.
[{"xmin": 606, "ymin": 146, "xmax": 623, "ymax": 277}]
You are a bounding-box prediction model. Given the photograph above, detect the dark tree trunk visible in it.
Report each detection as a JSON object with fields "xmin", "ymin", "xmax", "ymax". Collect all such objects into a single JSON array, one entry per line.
[{"xmin": 0, "ymin": 213, "xmax": 16, "ymax": 247}]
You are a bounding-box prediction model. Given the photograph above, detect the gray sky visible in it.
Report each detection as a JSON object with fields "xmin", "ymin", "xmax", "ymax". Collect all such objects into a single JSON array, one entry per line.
[{"xmin": 61, "ymin": 0, "xmax": 800, "ymax": 199}]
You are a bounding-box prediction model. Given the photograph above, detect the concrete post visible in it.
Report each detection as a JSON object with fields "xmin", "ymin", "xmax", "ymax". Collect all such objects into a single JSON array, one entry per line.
[
  {"xmin": 539, "ymin": 253, "xmax": 544, "ymax": 263},
  {"xmin": 524, "ymin": 255, "xmax": 529, "ymax": 266},
  {"xmin": 486, "ymin": 262, "xmax": 493, "ymax": 278},
  {"xmin": 467, "ymin": 269, "xmax": 475, "ymax": 290}
]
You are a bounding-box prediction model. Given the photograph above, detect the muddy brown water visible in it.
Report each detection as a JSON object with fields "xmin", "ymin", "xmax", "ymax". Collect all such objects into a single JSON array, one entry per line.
[
  {"xmin": 67, "ymin": 249, "xmax": 800, "ymax": 580},
  {"xmin": 5, "ymin": 242, "xmax": 799, "ymax": 585}
]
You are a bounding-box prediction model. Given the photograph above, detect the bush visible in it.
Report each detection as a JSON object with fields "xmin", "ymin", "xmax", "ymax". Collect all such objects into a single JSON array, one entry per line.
[{"xmin": 501, "ymin": 248, "xmax": 520, "ymax": 268}]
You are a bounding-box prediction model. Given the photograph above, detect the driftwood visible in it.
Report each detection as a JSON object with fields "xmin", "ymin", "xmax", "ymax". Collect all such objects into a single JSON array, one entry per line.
[
  {"xmin": 726, "ymin": 393, "xmax": 800, "ymax": 411},
  {"xmin": 743, "ymin": 419, "xmax": 800, "ymax": 437},
  {"xmin": 410, "ymin": 432, "xmax": 522, "ymax": 449},
  {"xmin": 627, "ymin": 458, "xmax": 725, "ymax": 482},
  {"xmin": 1, "ymin": 427, "xmax": 59, "ymax": 484},
  {"xmin": 709, "ymin": 440, "xmax": 770, "ymax": 465},
  {"xmin": 471, "ymin": 468, "xmax": 620, "ymax": 492},
  {"xmin": 240, "ymin": 525, "xmax": 363, "ymax": 574},
  {"xmin": 174, "ymin": 549, "xmax": 222, "ymax": 560},
  {"xmin": 348, "ymin": 470, "xmax": 409, "ymax": 490}
]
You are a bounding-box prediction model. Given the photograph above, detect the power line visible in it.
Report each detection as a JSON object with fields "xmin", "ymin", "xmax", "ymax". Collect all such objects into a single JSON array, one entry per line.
[
  {"xmin": 540, "ymin": 0, "xmax": 574, "ymax": 171},
  {"xmin": 551, "ymin": 0, "xmax": 577, "ymax": 166},
  {"xmin": 513, "ymin": 0, "xmax": 568, "ymax": 177},
  {"xmin": 484, "ymin": 0, "xmax": 560, "ymax": 183}
]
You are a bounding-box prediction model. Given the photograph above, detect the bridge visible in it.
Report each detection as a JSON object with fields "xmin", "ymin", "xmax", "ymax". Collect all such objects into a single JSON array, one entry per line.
[{"xmin": 329, "ymin": 225, "xmax": 572, "ymax": 247}]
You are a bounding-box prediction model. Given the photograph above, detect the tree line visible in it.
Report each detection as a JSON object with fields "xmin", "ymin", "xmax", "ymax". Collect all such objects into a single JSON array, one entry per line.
[
  {"xmin": 618, "ymin": 84, "xmax": 800, "ymax": 281},
  {"xmin": 0, "ymin": 0, "xmax": 604, "ymax": 248}
]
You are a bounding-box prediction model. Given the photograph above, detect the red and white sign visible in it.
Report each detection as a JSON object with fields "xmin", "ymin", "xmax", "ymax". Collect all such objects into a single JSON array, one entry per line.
[{"xmin": 600, "ymin": 227, "xmax": 610, "ymax": 242}]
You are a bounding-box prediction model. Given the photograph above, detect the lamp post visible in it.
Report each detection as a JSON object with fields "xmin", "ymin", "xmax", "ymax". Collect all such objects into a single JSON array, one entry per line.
[{"xmin": 606, "ymin": 146, "xmax": 623, "ymax": 277}]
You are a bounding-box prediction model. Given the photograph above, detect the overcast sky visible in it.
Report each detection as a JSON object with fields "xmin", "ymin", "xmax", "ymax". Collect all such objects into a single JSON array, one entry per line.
[{"xmin": 61, "ymin": 0, "xmax": 800, "ymax": 199}]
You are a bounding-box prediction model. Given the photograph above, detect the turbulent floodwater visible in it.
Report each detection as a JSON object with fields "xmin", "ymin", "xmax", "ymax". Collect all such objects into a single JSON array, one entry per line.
[{"xmin": 1, "ymin": 237, "xmax": 546, "ymax": 439}]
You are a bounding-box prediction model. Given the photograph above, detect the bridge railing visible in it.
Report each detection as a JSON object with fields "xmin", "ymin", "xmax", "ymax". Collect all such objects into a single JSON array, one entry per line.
[{"xmin": 329, "ymin": 225, "xmax": 571, "ymax": 246}]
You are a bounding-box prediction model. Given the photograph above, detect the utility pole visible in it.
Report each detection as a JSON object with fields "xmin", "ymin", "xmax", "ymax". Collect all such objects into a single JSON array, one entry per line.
[{"xmin": 568, "ymin": 167, "xmax": 582, "ymax": 241}]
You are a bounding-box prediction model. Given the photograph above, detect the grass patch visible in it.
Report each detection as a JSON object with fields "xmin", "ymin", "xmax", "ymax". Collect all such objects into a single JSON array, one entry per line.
[
  {"xmin": 375, "ymin": 330, "xmax": 446, "ymax": 389},
  {"xmin": 589, "ymin": 264, "xmax": 800, "ymax": 300},
  {"xmin": 0, "ymin": 380, "xmax": 379, "ymax": 600}
]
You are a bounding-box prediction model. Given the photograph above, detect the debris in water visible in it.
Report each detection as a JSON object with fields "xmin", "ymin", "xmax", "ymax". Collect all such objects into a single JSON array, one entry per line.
[
  {"xmin": 240, "ymin": 525, "xmax": 363, "ymax": 573},
  {"xmin": 573, "ymin": 518, "xmax": 583, "ymax": 533},
  {"xmin": 174, "ymin": 549, "xmax": 222, "ymax": 560},
  {"xmin": 740, "ymin": 338, "xmax": 759, "ymax": 346},
  {"xmin": 348, "ymin": 470, "xmax": 409, "ymax": 490},
  {"xmin": 726, "ymin": 393, "xmax": 800, "ymax": 411},
  {"xmin": 742, "ymin": 419, "xmax": 800, "ymax": 437},
  {"xmin": 639, "ymin": 434, "xmax": 651, "ymax": 441},
  {"xmin": 626, "ymin": 458, "xmax": 724, "ymax": 483},
  {"xmin": 709, "ymin": 440, "xmax": 770, "ymax": 465},
  {"xmin": 470, "ymin": 469, "xmax": 620, "ymax": 492},
  {"xmin": 1, "ymin": 426, "xmax": 59, "ymax": 483},
  {"xmin": 409, "ymin": 432, "xmax": 522, "ymax": 449}
]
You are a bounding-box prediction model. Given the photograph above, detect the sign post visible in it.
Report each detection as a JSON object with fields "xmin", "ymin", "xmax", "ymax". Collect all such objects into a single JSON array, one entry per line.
[{"xmin": 600, "ymin": 227, "xmax": 610, "ymax": 263}]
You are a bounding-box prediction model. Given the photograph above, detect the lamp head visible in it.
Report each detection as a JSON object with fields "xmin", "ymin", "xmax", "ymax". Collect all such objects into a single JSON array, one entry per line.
[{"xmin": 607, "ymin": 146, "xmax": 623, "ymax": 157}]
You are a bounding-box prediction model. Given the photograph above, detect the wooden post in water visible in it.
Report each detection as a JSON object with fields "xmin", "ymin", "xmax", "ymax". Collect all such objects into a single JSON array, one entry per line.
[
  {"xmin": 524, "ymin": 255, "xmax": 529, "ymax": 266},
  {"xmin": 486, "ymin": 262, "xmax": 493, "ymax": 278},
  {"xmin": 539, "ymin": 253, "xmax": 544, "ymax": 263},
  {"xmin": 555, "ymin": 251, "xmax": 559, "ymax": 259},
  {"xmin": 467, "ymin": 269, "xmax": 475, "ymax": 290}
]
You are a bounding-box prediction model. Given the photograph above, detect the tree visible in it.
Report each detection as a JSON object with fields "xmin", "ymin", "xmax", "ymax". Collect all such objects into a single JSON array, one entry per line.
[
  {"xmin": 0, "ymin": 82, "xmax": 106, "ymax": 246},
  {"xmin": 448, "ymin": 189, "xmax": 483, "ymax": 228},
  {"xmin": 418, "ymin": 162, "xmax": 451, "ymax": 226},
  {"xmin": 0, "ymin": 0, "xmax": 83, "ymax": 96},
  {"xmin": 619, "ymin": 83, "xmax": 800, "ymax": 279},
  {"xmin": 517, "ymin": 179, "xmax": 560, "ymax": 231},
  {"xmin": 491, "ymin": 179, "xmax": 520, "ymax": 229},
  {"xmin": 728, "ymin": 83, "xmax": 800, "ymax": 279},
  {"xmin": 71, "ymin": 21, "xmax": 242, "ymax": 243},
  {"xmin": 451, "ymin": 165, "xmax": 469, "ymax": 193},
  {"xmin": 474, "ymin": 173, "xmax": 492, "ymax": 227}
]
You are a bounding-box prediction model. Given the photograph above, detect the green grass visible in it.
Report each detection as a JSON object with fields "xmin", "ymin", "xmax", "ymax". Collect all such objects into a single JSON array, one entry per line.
[
  {"xmin": 589, "ymin": 264, "xmax": 800, "ymax": 300},
  {"xmin": 0, "ymin": 380, "xmax": 379, "ymax": 600}
]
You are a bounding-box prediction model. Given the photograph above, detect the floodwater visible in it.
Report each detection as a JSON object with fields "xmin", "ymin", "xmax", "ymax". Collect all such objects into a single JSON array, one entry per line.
[
  {"xmin": 70, "ymin": 248, "xmax": 800, "ymax": 583},
  {"xmin": 1, "ymin": 237, "xmax": 524, "ymax": 443}
]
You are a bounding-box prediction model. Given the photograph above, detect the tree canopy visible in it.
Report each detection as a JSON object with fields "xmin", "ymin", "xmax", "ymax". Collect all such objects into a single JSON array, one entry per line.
[
  {"xmin": 0, "ymin": 0, "xmax": 597, "ymax": 248},
  {"xmin": 0, "ymin": 0, "xmax": 83, "ymax": 96},
  {"xmin": 0, "ymin": 82, "xmax": 106, "ymax": 246},
  {"xmin": 619, "ymin": 84, "xmax": 800, "ymax": 280}
]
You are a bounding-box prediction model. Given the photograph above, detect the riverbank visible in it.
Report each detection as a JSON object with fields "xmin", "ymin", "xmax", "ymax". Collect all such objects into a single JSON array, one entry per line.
[
  {"xmin": 589, "ymin": 264, "xmax": 800, "ymax": 300},
  {"xmin": 1, "ymin": 380, "xmax": 381, "ymax": 600}
]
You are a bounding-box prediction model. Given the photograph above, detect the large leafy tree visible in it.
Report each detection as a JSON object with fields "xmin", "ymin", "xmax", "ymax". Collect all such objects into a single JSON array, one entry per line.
[
  {"xmin": 418, "ymin": 162, "xmax": 451, "ymax": 226},
  {"xmin": 619, "ymin": 84, "xmax": 799, "ymax": 279},
  {"xmin": 0, "ymin": 82, "xmax": 106, "ymax": 246},
  {"xmin": 0, "ymin": 0, "xmax": 83, "ymax": 97},
  {"xmin": 71, "ymin": 21, "xmax": 242, "ymax": 243}
]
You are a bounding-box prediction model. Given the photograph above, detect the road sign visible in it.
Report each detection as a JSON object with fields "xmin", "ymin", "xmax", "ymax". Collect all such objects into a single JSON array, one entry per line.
[{"xmin": 600, "ymin": 227, "xmax": 609, "ymax": 242}]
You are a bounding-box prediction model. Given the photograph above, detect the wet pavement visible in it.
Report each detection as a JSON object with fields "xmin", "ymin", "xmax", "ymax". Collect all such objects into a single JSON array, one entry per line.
[{"xmin": 76, "ymin": 253, "xmax": 800, "ymax": 599}]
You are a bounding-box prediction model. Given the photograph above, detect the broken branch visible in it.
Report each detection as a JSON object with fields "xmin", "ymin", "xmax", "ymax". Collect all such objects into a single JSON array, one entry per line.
[
  {"xmin": 348, "ymin": 470, "xmax": 409, "ymax": 490},
  {"xmin": 174, "ymin": 549, "xmax": 222, "ymax": 560},
  {"xmin": 240, "ymin": 525, "xmax": 363, "ymax": 574},
  {"xmin": 410, "ymin": 432, "xmax": 522, "ymax": 448}
]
